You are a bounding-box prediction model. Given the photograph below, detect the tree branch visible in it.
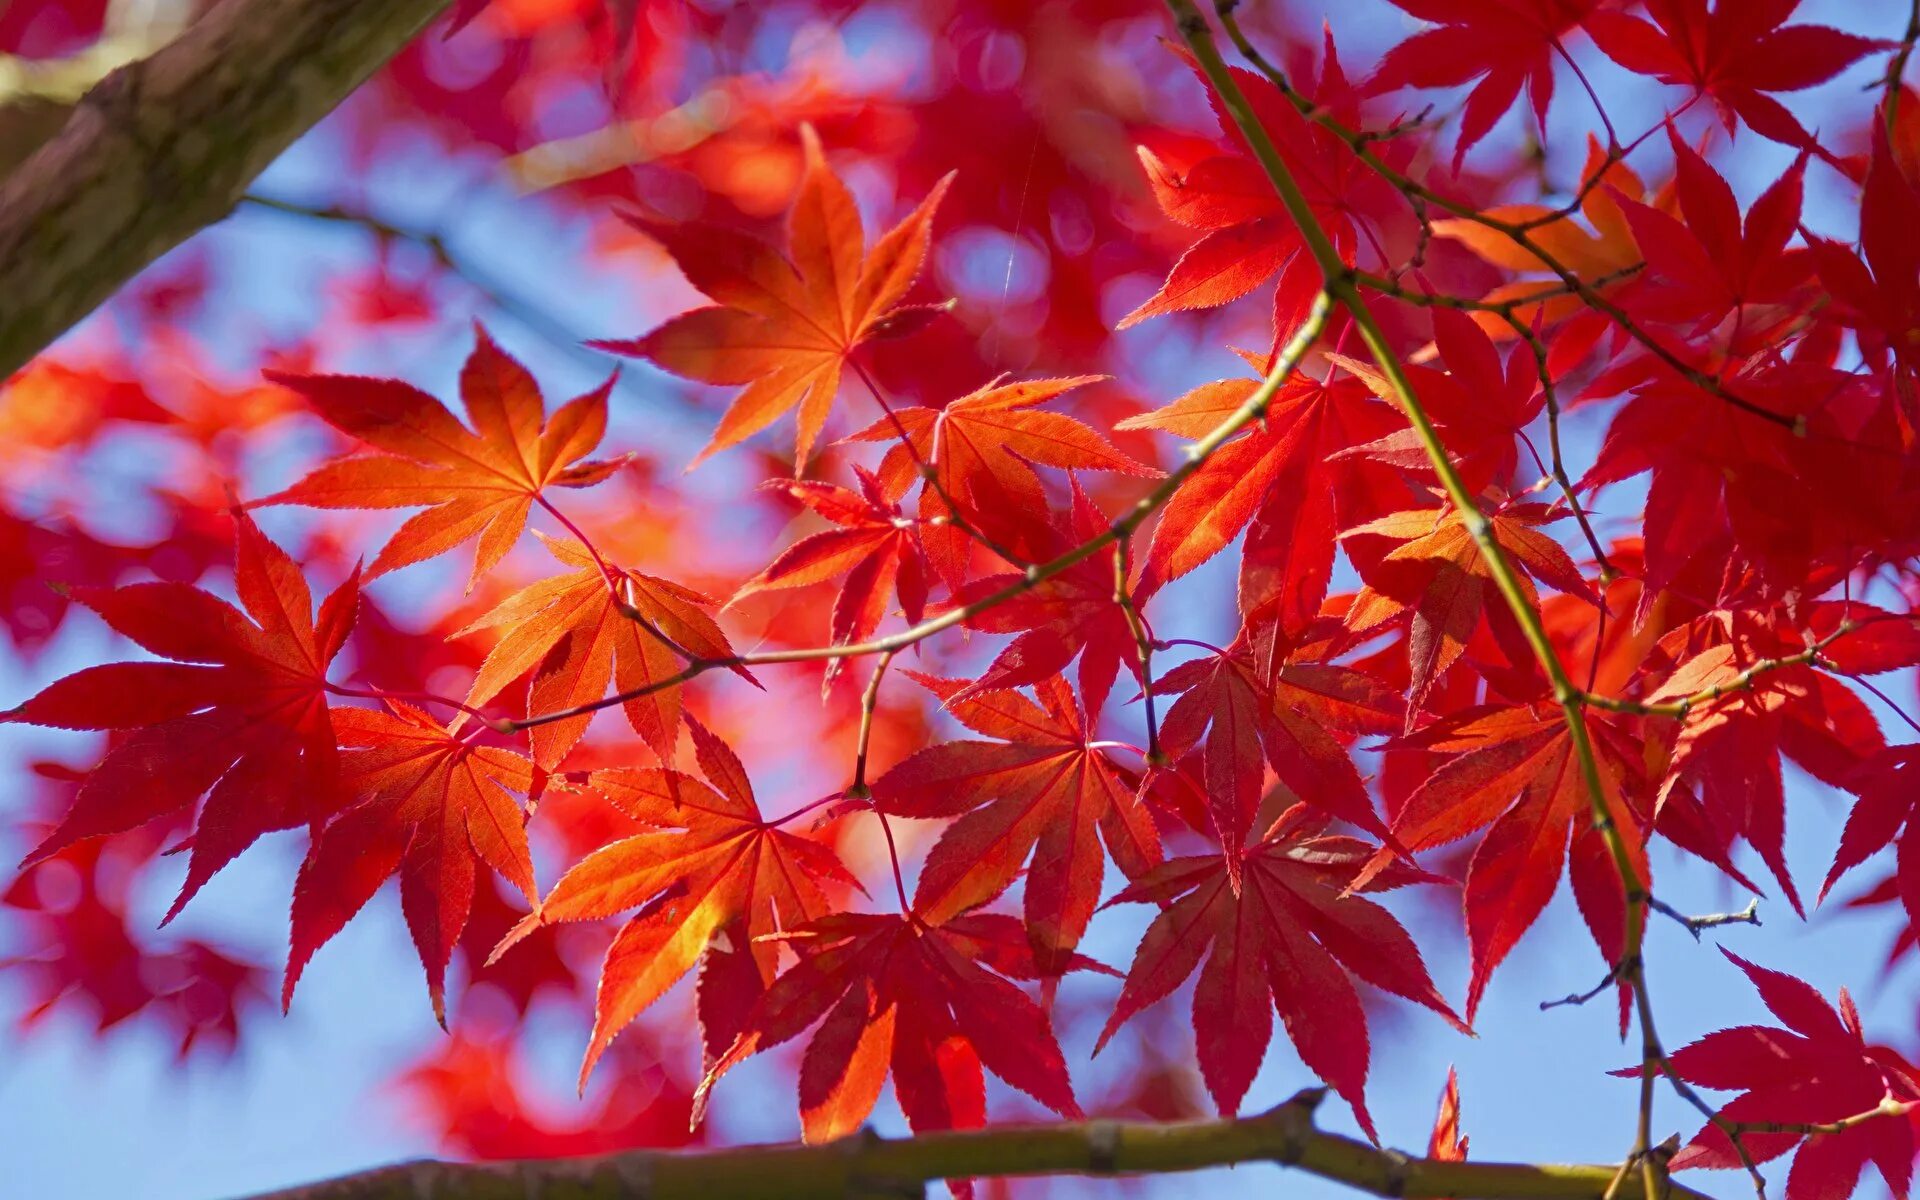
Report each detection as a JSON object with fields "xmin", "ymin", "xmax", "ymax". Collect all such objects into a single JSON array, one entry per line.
[
  {"xmin": 233, "ymin": 1090, "xmax": 1717, "ymax": 1200},
  {"xmin": 0, "ymin": 0, "xmax": 454, "ymax": 378}
]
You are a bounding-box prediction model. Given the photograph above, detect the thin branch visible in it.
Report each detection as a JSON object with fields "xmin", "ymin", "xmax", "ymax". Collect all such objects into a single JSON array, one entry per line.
[
  {"xmin": 1113, "ymin": 535, "xmax": 1165, "ymax": 764},
  {"xmin": 1648, "ymin": 897, "xmax": 1761, "ymax": 942}
]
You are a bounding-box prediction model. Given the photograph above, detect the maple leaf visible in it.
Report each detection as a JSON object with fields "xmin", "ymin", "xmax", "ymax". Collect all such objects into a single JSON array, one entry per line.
[
  {"xmin": 1429, "ymin": 1067, "xmax": 1469, "ymax": 1161},
  {"xmin": 1385, "ymin": 704, "xmax": 1649, "ymax": 1021},
  {"xmin": 941, "ymin": 480, "xmax": 1149, "ymax": 713},
  {"xmin": 1431, "ymin": 135, "xmax": 1650, "ymax": 339},
  {"xmin": 261, "ymin": 327, "xmax": 624, "ymax": 587},
  {"xmin": 1810, "ymin": 126, "xmax": 1920, "ymax": 379},
  {"xmin": 1327, "ymin": 312, "xmax": 1544, "ymax": 496},
  {"xmin": 850, "ymin": 376, "xmax": 1154, "ymax": 576},
  {"xmin": 1114, "ymin": 365, "xmax": 1397, "ymax": 629},
  {"xmin": 1650, "ymin": 619, "xmax": 1886, "ymax": 915},
  {"xmin": 1586, "ymin": 0, "xmax": 1889, "ymax": 150},
  {"xmin": 1622, "ymin": 950, "xmax": 1919, "ymax": 1200},
  {"xmin": 697, "ymin": 909, "xmax": 1089, "ymax": 1150},
  {"xmin": 8, "ymin": 513, "xmax": 358, "ymax": 917},
  {"xmin": 598, "ymin": 126, "xmax": 953, "ymax": 471},
  {"xmin": 1098, "ymin": 804, "xmax": 1462, "ymax": 1137},
  {"xmin": 285, "ymin": 702, "xmax": 541, "ymax": 1022},
  {"xmin": 1824, "ymin": 745, "xmax": 1920, "ymax": 923},
  {"xmin": 1341, "ymin": 503, "xmax": 1596, "ymax": 712},
  {"xmin": 869, "ymin": 674, "xmax": 1160, "ymax": 973},
  {"xmin": 1156, "ymin": 632, "xmax": 1403, "ymax": 862},
  {"xmin": 1369, "ymin": 0, "xmax": 1606, "ymax": 163},
  {"xmin": 457, "ymin": 534, "xmax": 740, "ymax": 768},
  {"xmin": 494, "ymin": 717, "xmax": 859, "ymax": 1083},
  {"xmin": 1128, "ymin": 48, "xmax": 1387, "ymax": 334},
  {"xmin": 1608, "ymin": 129, "xmax": 1810, "ymax": 340},
  {"xmin": 731, "ymin": 467, "xmax": 929, "ymax": 680}
]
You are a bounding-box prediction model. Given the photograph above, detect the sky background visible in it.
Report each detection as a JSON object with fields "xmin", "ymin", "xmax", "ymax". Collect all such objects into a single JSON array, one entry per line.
[{"xmin": 1, "ymin": 2, "xmax": 1914, "ymax": 1197}]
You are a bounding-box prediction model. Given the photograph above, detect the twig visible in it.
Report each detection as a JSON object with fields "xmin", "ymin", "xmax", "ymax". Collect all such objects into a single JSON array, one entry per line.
[{"xmin": 1647, "ymin": 898, "xmax": 1761, "ymax": 942}]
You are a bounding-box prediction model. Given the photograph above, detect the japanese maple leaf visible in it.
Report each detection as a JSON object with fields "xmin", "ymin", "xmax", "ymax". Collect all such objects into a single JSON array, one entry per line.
[
  {"xmin": 1156, "ymin": 633, "xmax": 1402, "ymax": 862},
  {"xmin": 1579, "ymin": 359, "xmax": 1872, "ymax": 596},
  {"xmin": 9, "ymin": 514, "xmax": 357, "ymax": 917},
  {"xmin": 1114, "ymin": 365, "xmax": 1397, "ymax": 629},
  {"xmin": 730, "ymin": 467, "xmax": 929, "ymax": 683},
  {"xmin": 598, "ymin": 126, "xmax": 953, "ymax": 471},
  {"xmin": 1609, "ymin": 131, "xmax": 1810, "ymax": 341},
  {"xmin": 869, "ymin": 675, "xmax": 1160, "ymax": 973},
  {"xmin": 1384, "ymin": 705, "xmax": 1650, "ymax": 1021},
  {"xmin": 1127, "ymin": 50, "xmax": 1386, "ymax": 334},
  {"xmin": 1811, "ymin": 127, "xmax": 1920, "ymax": 380},
  {"xmin": 1328, "ymin": 309, "xmax": 1544, "ymax": 495},
  {"xmin": 1369, "ymin": 0, "xmax": 1607, "ymax": 163},
  {"xmin": 697, "ymin": 909, "xmax": 1087, "ymax": 1151},
  {"xmin": 1650, "ymin": 619, "xmax": 1886, "ymax": 915},
  {"xmin": 850, "ymin": 376, "xmax": 1153, "ymax": 575},
  {"xmin": 1429, "ymin": 1067, "xmax": 1469, "ymax": 1161},
  {"xmin": 1432, "ymin": 135, "xmax": 1650, "ymax": 338},
  {"xmin": 457, "ymin": 534, "xmax": 740, "ymax": 768},
  {"xmin": 1827, "ymin": 745, "xmax": 1920, "ymax": 929},
  {"xmin": 495, "ymin": 717, "xmax": 859, "ymax": 1082},
  {"xmin": 261, "ymin": 327, "xmax": 624, "ymax": 587},
  {"xmin": 285, "ymin": 702, "xmax": 540, "ymax": 1022},
  {"xmin": 1098, "ymin": 804, "xmax": 1462, "ymax": 1138},
  {"xmin": 1622, "ymin": 950, "xmax": 1919, "ymax": 1200},
  {"xmin": 1341, "ymin": 503, "xmax": 1596, "ymax": 712},
  {"xmin": 1586, "ymin": 0, "xmax": 1888, "ymax": 150},
  {"xmin": 941, "ymin": 480, "xmax": 1147, "ymax": 714}
]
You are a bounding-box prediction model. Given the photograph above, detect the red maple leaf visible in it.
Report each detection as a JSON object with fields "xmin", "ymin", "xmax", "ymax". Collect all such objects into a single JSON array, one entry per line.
[
  {"xmin": 1098, "ymin": 803, "xmax": 1462, "ymax": 1138},
  {"xmin": 730, "ymin": 467, "xmax": 929, "ymax": 681},
  {"xmin": 1129, "ymin": 47, "xmax": 1388, "ymax": 334},
  {"xmin": 1623, "ymin": 950, "xmax": 1919, "ymax": 1200},
  {"xmin": 1385, "ymin": 704, "xmax": 1650, "ymax": 1021},
  {"xmin": 286, "ymin": 702, "xmax": 543, "ymax": 1021},
  {"xmin": 494, "ymin": 716, "xmax": 859, "ymax": 1082},
  {"xmin": 10, "ymin": 514, "xmax": 358, "ymax": 917},
  {"xmin": 599, "ymin": 126, "xmax": 953, "ymax": 470},
  {"xmin": 261, "ymin": 326, "xmax": 625, "ymax": 587},
  {"xmin": 1115, "ymin": 365, "xmax": 1397, "ymax": 629},
  {"xmin": 1650, "ymin": 617, "xmax": 1886, "ymax": 916},
  {"xmin": 1369, "ymin": 0, "xmax": 1607, "ymax": 163},
  {"xmin": 697, "ymin": 909, "xmax": 1090, "ymax": 1151},
  {"xmin": 1342, "ymin": 502, "xmax": 1596, "ymax": 711},
  {"xmin": 1156, "ymin": 631, "xmax": 1403, "ymax": 861},
  {"xmin": 1811, "ymin": 127, "xmax": 1920, "ymax": 380},
  {"xmin": 851, "ymin": 375, "xmax": 1154, "ymax": 577},
  {"xmin": 869, "ymin": 674, "xmax": 1160, "ymax": 973},
  {"xmin": 1586, "ymin": 0, "xmax": 1889, "ymax": 150}
]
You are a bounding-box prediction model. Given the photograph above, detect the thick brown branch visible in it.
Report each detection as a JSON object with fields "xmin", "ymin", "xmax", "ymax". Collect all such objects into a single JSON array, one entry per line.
[
  {"xmin": 234, "ymin": 1091, "xmax": 1716, "ymax": 1200},
  {"xmin": 0, "ymin": 0, "xmax": 454, "ymax": 377}
]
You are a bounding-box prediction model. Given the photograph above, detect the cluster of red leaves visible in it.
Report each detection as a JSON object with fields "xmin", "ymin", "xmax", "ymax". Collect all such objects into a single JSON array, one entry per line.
[{"xmin": 9, "ymin": 1, "xmax": 1920, "ymax": 1196}]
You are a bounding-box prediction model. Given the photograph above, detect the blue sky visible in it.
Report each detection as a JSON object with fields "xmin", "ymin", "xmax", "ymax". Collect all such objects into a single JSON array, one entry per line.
[{"xmin": 2, "ymin": 2, "xmax": 1915, "ymax": 1197}]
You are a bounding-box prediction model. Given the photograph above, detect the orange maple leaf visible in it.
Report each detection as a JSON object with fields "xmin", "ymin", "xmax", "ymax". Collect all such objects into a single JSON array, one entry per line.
[
  {"xmin": 261, "ymin": 326, "xmax": 625, "ymax": 587},
  {"xmin": 600, "ymin": 125, "xmax": 954, "ymax": 471},
  {"xmin": 492, "ymin": 717, "xmax": 858, "ymax": 1084},
  {"xmin": 457, "ymin": 534, "xmax": 741, "ymax": 768},
  {"xmin": 286, "ymin": 702, "xmax": 542, "ymax": 1022}
]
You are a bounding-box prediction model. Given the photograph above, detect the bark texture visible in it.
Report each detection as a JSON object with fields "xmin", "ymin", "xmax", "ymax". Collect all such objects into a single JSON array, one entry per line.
[
  {"xmin": 0, "ymin": 0, "xmax": 453, "ymax": 378},
  {"xmin": 236, "ymin": 1091, "xmax": 1705, "ymax": 1200}
]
